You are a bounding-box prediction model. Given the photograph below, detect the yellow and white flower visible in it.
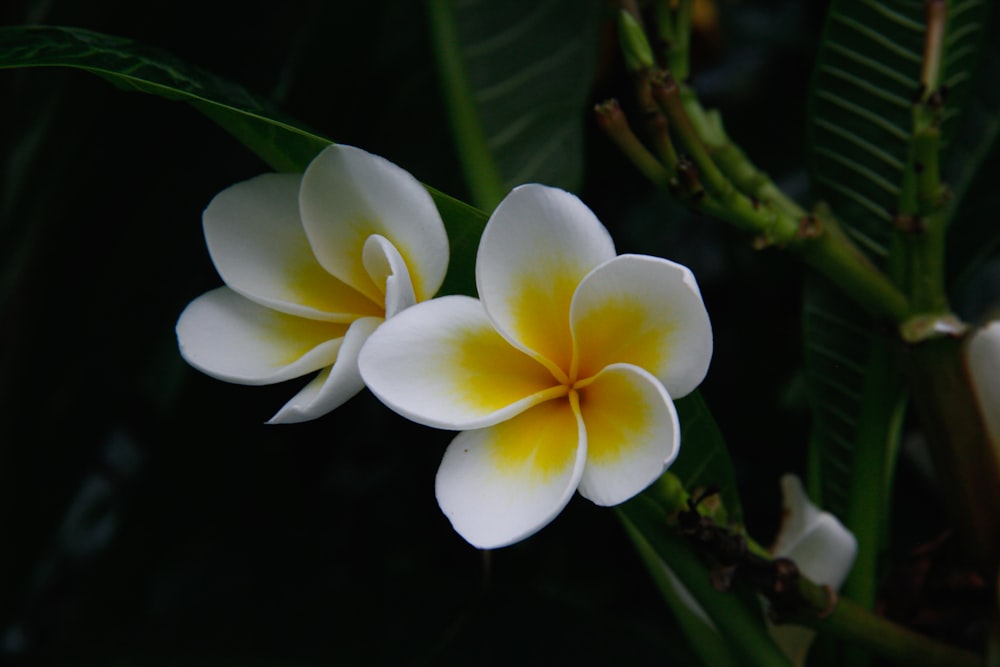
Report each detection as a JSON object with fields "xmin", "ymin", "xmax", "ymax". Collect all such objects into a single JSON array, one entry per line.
[
  {"xmin": 359, "ymin": 184, "xmax": 713, "ymax": 548},
  {"xmin": 176, "ymin": 145, "xmax": 449, "ymax": 423}
]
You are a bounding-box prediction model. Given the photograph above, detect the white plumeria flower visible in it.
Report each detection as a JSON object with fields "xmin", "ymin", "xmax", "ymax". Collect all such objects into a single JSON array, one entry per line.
[
  {"xmin": 359, "ymin": 184, "xmax": 713, "ymax": 548},
  {"xmin": 771, "ymin": 475, "xmax": 857, "ymax": 583},
  {"xmin": 769, "ymin": 474, "xmax": 857, "ymax": 666},
  {"xmin": 966, "ymin": 320, "xmax": 1000, "ymax": 448},
  {"xmin": 176, "ymin": 144, "xmax": 449, "ymax": 424}
]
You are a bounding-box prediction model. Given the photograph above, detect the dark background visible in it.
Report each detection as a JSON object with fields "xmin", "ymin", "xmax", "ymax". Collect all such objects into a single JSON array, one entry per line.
[{"xmin": 1, "ymin": 1, "xmax": 843, "ymax": 664}]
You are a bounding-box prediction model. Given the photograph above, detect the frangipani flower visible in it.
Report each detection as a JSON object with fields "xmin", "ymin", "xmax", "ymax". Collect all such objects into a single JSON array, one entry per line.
[
  {"xmin": 176, "ymin": 145, "xmax": 449, "ymax": 423},
  {"xmin": 769, "ymin": 474, "xmax": 857, "ymax": 666},
  {"xmin": 359, "ymin": 184, "xmax": 713, "ymax": 548},
  {"xmin": 771, "ymin": 475, "xmax": 857, "ymax": 584}
]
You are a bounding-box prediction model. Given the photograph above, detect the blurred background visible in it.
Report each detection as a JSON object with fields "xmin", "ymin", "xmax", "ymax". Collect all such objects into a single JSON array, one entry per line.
[{"xmin": 0, "ymin": 1, "xmax": 909, "ymax": 664}]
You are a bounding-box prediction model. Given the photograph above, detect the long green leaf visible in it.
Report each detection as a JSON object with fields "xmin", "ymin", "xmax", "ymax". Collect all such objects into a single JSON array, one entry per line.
[
  {"xmin": 0, "ymin": 25, "xmax": 487, "ymax": 296},
  {"xmin": 944, "ymin": 5, "xmax": 1000, "ymax": 289},
  {"xmin": 805, "ymin": 0, "xmax": 994, "ymax": 506},
  {"xmin": 618, "ymin": 497, "xmax": 794, "ymax": 667},
  {"xmin": 620, "ymin": 392, "xmax": 750, "ymax": 664},
  {"xmin": 620, "ymin": 514, "xmax": 740, "ymax": 667},
  {"xmin": 807, "ymin": 0, "xmax": 990, "ymax": 259},
  {"xmin": 427, "ymin": 0, "xmax": 602, "ymax": 210},
  {"xmin": 803, "ymin": 0, "xmax": 991, "ymax": 602},
  {"xmin": 671, "ymin": 391, "xmax": 744, "ymax": 526}
]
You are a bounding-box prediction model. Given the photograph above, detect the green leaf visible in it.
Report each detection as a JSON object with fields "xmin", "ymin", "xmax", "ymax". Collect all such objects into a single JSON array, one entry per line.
[
  {"xmin": 620, "ymin": 512, "xmax": 740, "ymax": 667},
  {"xmin": 671, "ymin": 391, "xmax": 745, "ymax": 526},
  {"xmin": 0, "ymin": 24, "xmax": 487, "ymax": 297},
  {"xmin": 427, "ymin": 0, "xmax": 602, "ymax": 210},
  {"xmin": 807, "ymin": 0, "xmax": 991, "ymax": 259},
  {"xmin": 944, "ymin": 6, "xmax": 1000, "ymax": 289},
  {"xmin": 0, "ymin": 25, "xmax": 329, "ymax": 172},
  {"xmin": 803, "ymin": 0, "xmax": 991, "ymax": 620},
  {"xmin": 617, "ymin": 393, "xmax": 751, "ymax": 664},
  {"xmin": 807, "ymin": 1, "xmax": 921, "ymax": 259},
  {"xmin": 618, "ymin": 497, "xmax": 794, "ymax": 667},
  {"xmin": 803, "ymin": 276, "xmax": 908, "ymax": 615}
]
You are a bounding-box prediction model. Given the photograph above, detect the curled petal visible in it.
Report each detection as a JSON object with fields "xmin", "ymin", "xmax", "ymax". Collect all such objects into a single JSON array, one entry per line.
[
  {"xmin": 359, "ymin": 295, "xmax": 563, "ymax": 430},
  {"xmin": 362, "ymin": 234, "xmax": 416, "ymax": 319},
  {"xmin": 571, "ymin": 254, "xmax": 712, "ymax": 398},
  {"xmin": 772, "ymin": 475, "xmax": 857, "ymax": 588},
  {"xmin": 299, "ymin": 144, "xmax": 449, "ymax": 303},
  {"xmin": 476, "ymin": 184, "xmax": 616, "ymax": 372},
  {"xmin": 176, "ymin": 287, "xmax": 348, "ymax": 384},
  {"xmin": 203, "ymin": 173, "xmax": 381, "ymax": 321},
  {"xmin": 576, "ymin": 364, "xmax": 679, "ymax": 506},
  {"xmin": 967, "ymin": 320, "xmax": 1000, "ymax": 449},
  {"xmin": 769, "ymin": 475, "xmax": 857, "ymax": 666},
  {"xmin": 268, "ymin": 316, "xmax": 383, "ymax": 424},
  {"xmin": 435, "ymin": 396, "xmax": 587, "ymax": 549}
]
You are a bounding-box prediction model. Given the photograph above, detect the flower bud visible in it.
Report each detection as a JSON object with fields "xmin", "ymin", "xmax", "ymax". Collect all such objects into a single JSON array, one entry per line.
[{"xmin": 618, "ymin": 10, "xmax": 655, "ymax": 72}]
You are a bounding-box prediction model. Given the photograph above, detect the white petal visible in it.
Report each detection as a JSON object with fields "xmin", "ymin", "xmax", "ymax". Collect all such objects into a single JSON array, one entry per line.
[
  {"xmin": 769, "ymin": 475, "xmax": 857, "ymax": 666},
  {"xmin": 967, "ymin": 320, "xmax": 1000, "ymax": 449},
  {"xmin": 435, "ymin": 396, "xmax": 587, "ymax": 549},
  {"xmin": 268, "ymin": 316, "xmax": 383, "ymax": 424},
  {"xmin": 362, "ymin": 234, "xmax": 415, "ymax": 319},
  {"xmin": 576, "ymin": 364, "xmax": 679, "ymax": 506},
  {"xmin": 299, "ymin": 144, "xmax": 449, "ymax": 302},
  {"xmin": 359, "ymin": 295, "xmax": 562, "ymax": 430},
  {"xmin": 475, "ymin": 184, "xmax": 616, "ymax": 372},
  {"xmin": 203, "ymin": 172, "xmax": 381, "ymax": 321},
  {"xmin": 176, "ymin": 287, "xmax": 348, "ymax": 384},
  {"xmin": 772, "ymin": 475, "xmax": 857, "ymax": 588},
  {"xmin": 571, "ymin": 254, "xmax": 712, "ymax": 398}
]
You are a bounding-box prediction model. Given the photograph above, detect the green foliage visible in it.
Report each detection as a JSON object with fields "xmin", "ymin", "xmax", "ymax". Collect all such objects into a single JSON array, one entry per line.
[
  {"xmin": 620, "ymin": 391, "xmax": 749, "ymax": 666},
  {"xmin": 3, "ymin": 1, "xmax": 999, "ymax": 664},
  {"xmin": 0, "ymin": 26, "xmax": 329, "ymax": 171},
  {"xmin": 622, "ymin": 516, "xmax": 741, "ymax": 667},
  {"xmin": 804, "ymin": 0, "xmax": 996, "ymax": 626},
  {"xmin": 427, "ymin": 0, "xmax": 601, "ymax": 209},
  {"xmin": 671, "ymin": 392, "xmax": 744, "ymax": 526},
  {"xmin": 807, "ymin": 0, "xmax": 990, "ymax": 259},
  {"xmin": 618, "ymin": 496, "xmax": 793, "ymax": 667},
  {"xmin": 803, "ymin": 0, "xmax": 993, "ymax": 506},
  {"xmin": 0, "ymin": 24, "xmax": 487, "ymax": 297},
  {"xmin": 945, "ymin": 6, "xmax": 1000, "ymax": 290}
]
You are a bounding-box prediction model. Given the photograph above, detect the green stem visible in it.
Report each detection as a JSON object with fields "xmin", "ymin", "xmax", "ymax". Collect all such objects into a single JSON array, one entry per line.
[
  {"xmin": 426, "ymin": 0, "xmax": 506, "ymax": 210},
  {"xmin": 892, "ymin": 0, "xmax": 1000, "ymax": 584},
  {"xmin": 594, "ymin": 98, "xmax": 671, "ymax": 187},
  {"xmin": 896, "ymin": 0, "xmax": 950, "ymax": 314},
  {"xmin": 920, "ymin": 0, "xmax": 947, "ymax": 95},
  {"xmin": 651, "ymin": 75, "xmax": 736, "ymax": 203},
  {"xmin": 649, "ymin": 73, "xmax": 910, "ymax": 322},
  {"xmin": 623, "ymin": 489, "xmax": 985, "ymax": 667},
  {"xmin": 621, "ymin": 517, "xmax": 741, "ymax": 667},
  {"xmin": 843, "ymin": 337, "xmax": 906, "ymax": 614},
  {"xmin": 672, "ymin": 0, "xmax": 692, "ymax": 81},
  {"xmin": 840, "ymin": 337, "xmax": 909, "ymax": 667},
  {"xmin": 679, "ymin": 93, "xmax": 806, "ymax": 219},
  {"xmin": 619, "ymin": 497, "xmax": 795, "ymax": 667},
  {"xmin": 791, "ymin": 577, "xmax": 984, "ymax": 667},
  {"xmin": 906, "ymin": 127, "xmax": 949, "ymax": 312},
  {"xmin": 800, "ymin": 206, "xmax": 911, "ymax": 322},
  {"xmin": 635, "ymin": 69, "xmax": 680, "ymax": 171}
]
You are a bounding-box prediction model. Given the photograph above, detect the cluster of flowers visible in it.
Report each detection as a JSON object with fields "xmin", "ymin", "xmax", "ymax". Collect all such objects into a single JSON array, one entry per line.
[{"xmin": 175, "ymin": 144, "xmax": 713, "ymax": 548}]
